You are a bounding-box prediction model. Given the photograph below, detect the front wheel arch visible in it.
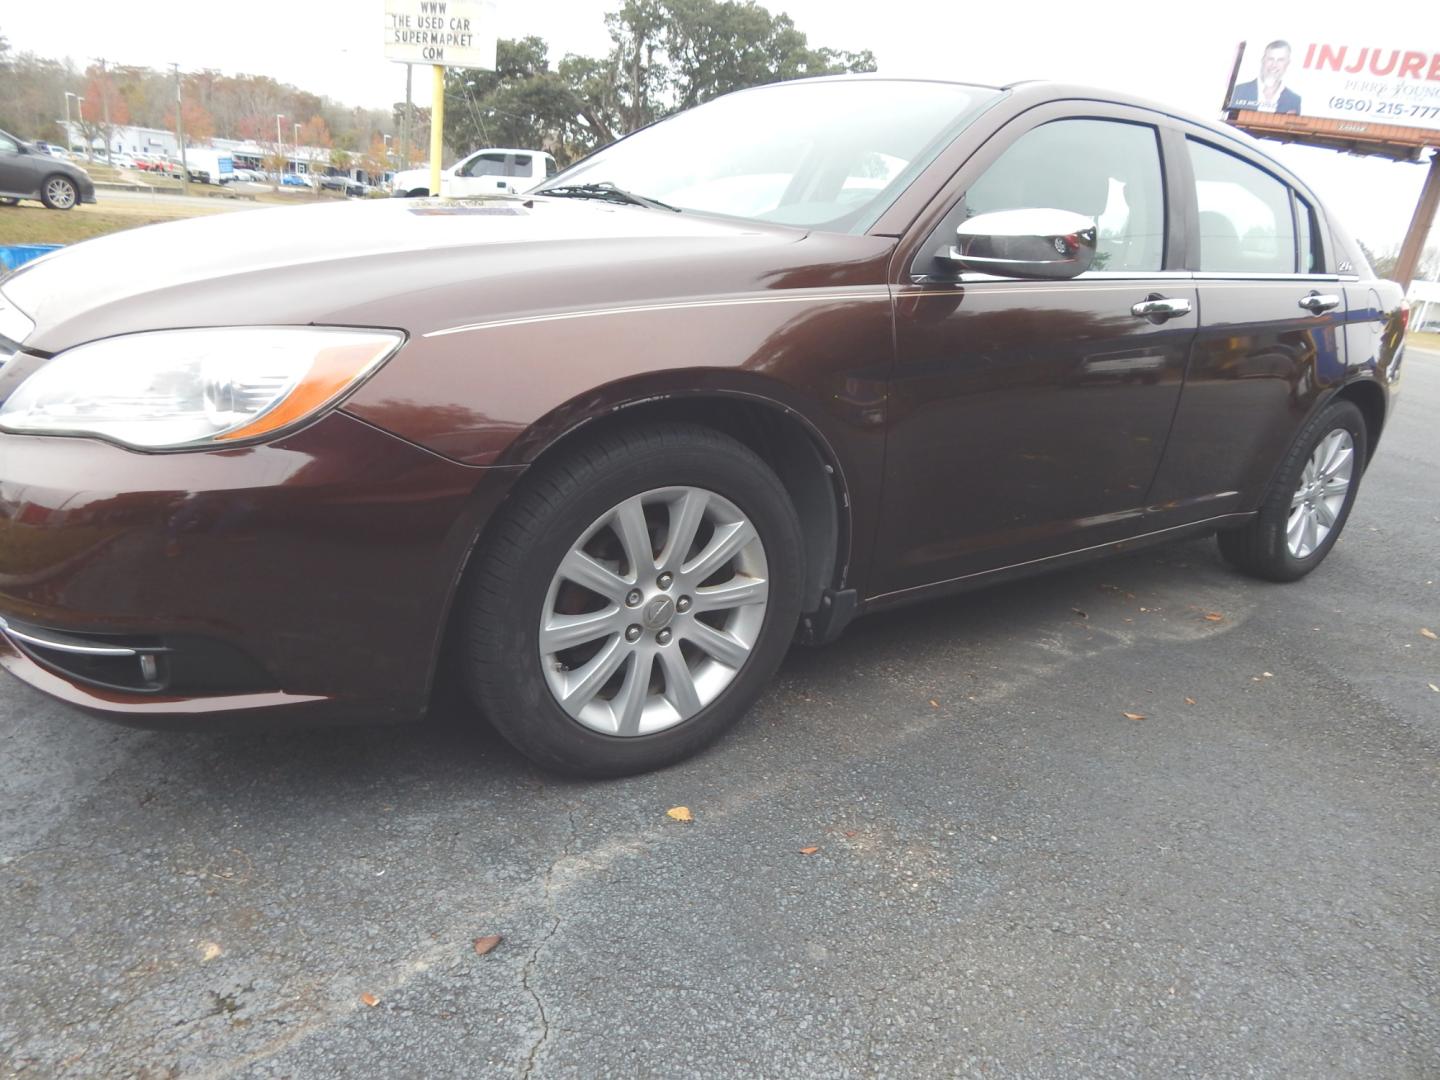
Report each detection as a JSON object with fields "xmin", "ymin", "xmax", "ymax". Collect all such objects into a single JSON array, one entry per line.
[{"xmin": 515, "ymin": 393, "xmax": 850, "ymax": 614}]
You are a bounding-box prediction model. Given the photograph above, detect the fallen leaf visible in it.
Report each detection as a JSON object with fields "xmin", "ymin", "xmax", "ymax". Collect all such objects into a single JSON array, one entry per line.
[
  {"xmin": 1421, "ymin": 628, "xmax": 1438, "ymax": 640},
  {"xmin": 1430, "ymin": 683, "xmax": 1439, "ymax": 693},
  {"xmin": 665, "ymin": 806, "xmax": 693, "ymax": 822},
  {"xmin": 1072, "ymin": 607, "xmax": 1088, "ymax": 619},
  {"xmin": 928, "ymin": 699, "xmax": 939, "ymax": 708},
  {"xmin": 473, "ymin": 934, "xmax": 502, "ymax": 956},
  {"xmin": 1203, "ymin": 612, "xmax": 1224, "ymax": 622},
  {"xmin": 798, "ymin": 846, "xmax": 819, "ymax": 855},
  {"xmin": 1262, "ymin": 671, "xmax": 1274, "ymax": 678},
  {"xmin": 360, "ymin": 993, "xmax": 379, "ymax": 1007},
  {"xmin": 199, "ymin": 942, "xmax": 222, "ymax": 962},
  {"xmin": 1184, "ymin": 697, "xmax": 1197, "ymax": 705},
  {"xmin": 1123, "ymin": 711, "xmax": 1146, "ymax": 721}
]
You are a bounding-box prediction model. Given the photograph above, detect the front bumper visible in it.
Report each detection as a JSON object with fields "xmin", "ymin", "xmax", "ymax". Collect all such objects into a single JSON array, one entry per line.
[{"xmin": 0, "ymin": 411, "xmax": 520, "ymax": 728}]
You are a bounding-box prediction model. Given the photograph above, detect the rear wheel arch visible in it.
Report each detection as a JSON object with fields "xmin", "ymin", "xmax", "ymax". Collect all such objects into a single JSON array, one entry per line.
[{"xmin": 1331, "ymin": 378, "xmax": 1386, "ymax": 465}]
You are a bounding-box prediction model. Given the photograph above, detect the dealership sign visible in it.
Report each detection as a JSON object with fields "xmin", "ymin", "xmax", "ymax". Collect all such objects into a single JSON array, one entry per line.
[
  {"xmin": 1225, "ymin": 39, "xmax": 1440, "ymax": 135},
  {"xmin": 383, "ymin": 0, "xmax": 497, "ymax": 68}
]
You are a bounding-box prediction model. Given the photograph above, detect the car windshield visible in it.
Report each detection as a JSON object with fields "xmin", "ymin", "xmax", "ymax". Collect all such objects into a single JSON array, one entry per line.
[{"xmin": 537, "ymin": 79, "xmax": 1001, "ymax": 233}]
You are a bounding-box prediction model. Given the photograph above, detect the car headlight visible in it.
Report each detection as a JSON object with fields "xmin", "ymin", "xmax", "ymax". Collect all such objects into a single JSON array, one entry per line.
[{"xmin": 0, "ymin": 326, "xmax": 404, "ymax": 450}]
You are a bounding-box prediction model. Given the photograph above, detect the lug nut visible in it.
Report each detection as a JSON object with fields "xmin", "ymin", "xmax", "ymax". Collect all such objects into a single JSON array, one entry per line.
[
  {"xmin": 676, "ymin": 596, "xmax": 692, "ymax": 613},
  {"xmin": 656, "ymin": 628, "xmax": 673, "ymax": 645},
  {"xmin": 657, "ymin": 572, "xmax": 673, "ymax": 590},
  {"xmin": 625, "ymin": 625, "xmax": 641, "ymax": 642},
  {"xmin": 626, "ymin": 589, "xmax": 643, "ymax": 607}
]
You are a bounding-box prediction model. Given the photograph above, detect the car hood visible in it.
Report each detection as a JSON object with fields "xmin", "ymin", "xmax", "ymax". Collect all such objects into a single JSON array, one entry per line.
[{"xmin": 4, "ymin": 195, "xmax": 818, "ymax": 353}]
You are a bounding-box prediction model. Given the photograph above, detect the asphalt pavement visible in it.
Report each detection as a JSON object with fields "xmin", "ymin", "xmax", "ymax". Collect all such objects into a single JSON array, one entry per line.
[{"xmin": 2, "ymin": 351, "xmax": 1437, "ymax": 1079}]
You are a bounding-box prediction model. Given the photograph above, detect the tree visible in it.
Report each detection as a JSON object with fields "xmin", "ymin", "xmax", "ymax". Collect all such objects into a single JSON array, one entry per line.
[
  {"xmin": 362, "ymin": 133, "xmax": 390, "ymax": 186},
  {"xmin": 163, "ymin": 98, "xmax": 214, "ymax": 148},
  {"xmin": 81, "ymin": 64, "xmax": 130, "ymax": 160}
]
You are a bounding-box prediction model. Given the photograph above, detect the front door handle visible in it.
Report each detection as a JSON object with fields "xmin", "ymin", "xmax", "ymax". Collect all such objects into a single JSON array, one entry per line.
[
  {"xmin": 1131, "ymin": 295, "xmax": 1192, "ymax": 321},
  {"xmin": 1298, "ymin": 292, "xmax": 1341, "ymax": 314}
]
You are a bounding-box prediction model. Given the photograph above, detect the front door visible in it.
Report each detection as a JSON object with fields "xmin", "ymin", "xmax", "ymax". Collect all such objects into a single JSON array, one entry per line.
[
  {"xmin": 873, "ymin": 113, "xmax": 1196, "ymax": 599},
  {"xmin": 0, "ymin": 133, "xmax": 35, "ymax": 197}
]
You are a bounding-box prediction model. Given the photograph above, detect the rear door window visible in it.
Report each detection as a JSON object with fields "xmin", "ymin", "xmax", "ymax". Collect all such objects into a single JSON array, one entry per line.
[{"xmin": 1187, "ymin": 140, "xmax": 1297, "ymax": 274}]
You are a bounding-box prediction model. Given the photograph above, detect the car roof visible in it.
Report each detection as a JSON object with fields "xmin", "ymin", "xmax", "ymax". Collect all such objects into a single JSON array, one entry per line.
[{"xmin": 756, "ymin": 75, "xmax": 1313, "ymax": 199}]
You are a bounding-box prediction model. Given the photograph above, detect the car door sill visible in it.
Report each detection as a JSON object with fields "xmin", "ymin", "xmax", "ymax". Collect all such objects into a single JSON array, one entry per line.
[{"xmin": 862, "ymin": 512, "xmax": 1256, "ymax": 612}]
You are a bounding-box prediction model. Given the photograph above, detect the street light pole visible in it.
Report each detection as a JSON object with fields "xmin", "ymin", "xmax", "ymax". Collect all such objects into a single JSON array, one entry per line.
[
  {"xmin": 95, "ymin": 57, "xmax": 112, "ymax": 165},
  {"xmin": 171, "ymin": 63, "xmax": 189, "ymax": 196},
  {"xmin": 62, "ymin": 92, "xmax": 73, "ymax": 153},
  {"xmin": 76, "ymin": 98, "xmax": 86, "ymax": 158},
  {"xmin": 274, "ymin": 113, "xmax": 284, "ymax": 193}
]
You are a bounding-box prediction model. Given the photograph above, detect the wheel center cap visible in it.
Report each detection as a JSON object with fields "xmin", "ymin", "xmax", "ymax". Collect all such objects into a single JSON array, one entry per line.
[{"xmin": 642, "ymin": 595, "xmax": 675, "ymax": 630}]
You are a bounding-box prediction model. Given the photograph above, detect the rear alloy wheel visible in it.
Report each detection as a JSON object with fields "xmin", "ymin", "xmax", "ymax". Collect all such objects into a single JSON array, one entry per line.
[
  {"xmin": 41, "ymin": 175, "xmax": 77, "ymax": 210},
  {"xmin": 1217, "ymin": 399, "xmax": 1367, "ymax": 582},
  {"xmin": 464, "ymin": 423, "xmax": 804, "ymax": 776}
]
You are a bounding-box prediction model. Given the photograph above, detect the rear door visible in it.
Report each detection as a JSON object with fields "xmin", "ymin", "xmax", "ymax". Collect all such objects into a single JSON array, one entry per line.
[
  {"xmin": 1144, "ymin": 134, "xmax": 1349, "ymax": 530},
  {"xmin": 873, "ymin": 105, "xmax": 1199, "ymax": 599}
]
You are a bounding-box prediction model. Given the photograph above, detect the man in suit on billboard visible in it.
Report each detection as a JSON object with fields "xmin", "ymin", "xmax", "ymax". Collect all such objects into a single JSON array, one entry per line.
[{"xmin": 1230, "ymin": 40, "xmax": 1302, "ymax": 115}]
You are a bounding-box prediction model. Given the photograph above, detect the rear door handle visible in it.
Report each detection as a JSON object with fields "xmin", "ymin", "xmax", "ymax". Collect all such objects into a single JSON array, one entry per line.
[
  {"xmin": 1298, "ymin": 292, "xmax": 1341, "ymax": 314},
  {"xmin": 1131, "ymin": 295, "xmax": 1192, "ymax": 321}
]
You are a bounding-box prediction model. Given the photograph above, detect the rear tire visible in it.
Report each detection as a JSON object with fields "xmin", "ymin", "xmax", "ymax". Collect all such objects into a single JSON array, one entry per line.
[
  {"xmin": 462, "ymin": 423, "xmax": 805, "ymax": 777},
  {"xmin": 1217, "ymin": 399, "xmax": 1367, "ymax": 582}
]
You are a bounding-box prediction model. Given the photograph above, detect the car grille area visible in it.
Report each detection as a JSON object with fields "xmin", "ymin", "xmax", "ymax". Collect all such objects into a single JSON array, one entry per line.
[{"xmin": 0, "ymin": 616, "xmax": 277, "ymax": 696}]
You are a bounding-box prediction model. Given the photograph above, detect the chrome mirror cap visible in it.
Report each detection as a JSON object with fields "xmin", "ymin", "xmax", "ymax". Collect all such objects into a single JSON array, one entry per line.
[{"xmin": 945, "ymin": 208, "xmax": 1098, "ymax": 280}]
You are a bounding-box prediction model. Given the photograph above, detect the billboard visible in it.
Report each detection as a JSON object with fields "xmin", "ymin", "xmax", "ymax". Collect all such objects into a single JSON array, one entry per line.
[{"xmin": 1225, "ymin": 39, "xmax": 1440, "ymax": 135}]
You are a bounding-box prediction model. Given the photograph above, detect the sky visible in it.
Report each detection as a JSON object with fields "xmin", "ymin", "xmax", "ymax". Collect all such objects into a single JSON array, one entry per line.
[{"xmin": 4, "ymin": 0, "xmax": 1436, "ymax": 249}]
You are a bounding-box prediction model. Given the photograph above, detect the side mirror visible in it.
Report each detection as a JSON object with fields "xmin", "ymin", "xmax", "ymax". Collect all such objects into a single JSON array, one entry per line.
[{"xmin": 945, "ymin": 208, "xmax": 1097, "ymax": 280}]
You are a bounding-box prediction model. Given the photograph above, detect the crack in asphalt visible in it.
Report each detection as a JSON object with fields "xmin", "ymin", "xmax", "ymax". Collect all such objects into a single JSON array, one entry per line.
[{"xmin": 519, "ymin": 806, "xmax": 577, "ymax": 1079}]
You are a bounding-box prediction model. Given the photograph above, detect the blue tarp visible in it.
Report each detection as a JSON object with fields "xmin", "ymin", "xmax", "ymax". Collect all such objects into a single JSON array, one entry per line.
[{"xmin": 0, "ymin": 244, "xmax": 62, "ymax": 272}]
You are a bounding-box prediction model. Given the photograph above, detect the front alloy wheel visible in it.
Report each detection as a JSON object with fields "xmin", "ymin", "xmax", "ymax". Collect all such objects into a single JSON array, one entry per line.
[
  {"xmin": 464, "ymin": 423, "xmax": 804, "ymax": 777},
  {"xmin": 541, "ymin": 486, "xmax": 770, "ymax": 737},
  {"xmin": 42, "ymin": 176, "xmax": 77, "ymax": 210}
]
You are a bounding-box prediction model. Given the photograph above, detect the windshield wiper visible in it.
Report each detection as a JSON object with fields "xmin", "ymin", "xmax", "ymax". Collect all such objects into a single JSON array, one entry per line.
[{"xmin": 537, "ymin": 183, "xmax": 681, "ymax": 213}]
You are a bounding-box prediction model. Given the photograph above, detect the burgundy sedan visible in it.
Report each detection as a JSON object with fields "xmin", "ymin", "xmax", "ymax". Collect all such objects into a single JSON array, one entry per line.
[{"xmin": 0, "ymin": 78, "xmax": 1408, "ymax": 775}]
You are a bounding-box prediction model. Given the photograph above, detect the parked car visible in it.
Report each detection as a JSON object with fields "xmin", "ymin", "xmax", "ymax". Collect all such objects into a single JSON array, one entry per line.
[
  {"xmin": 0, "ymin": 127, "xmax": 97, "ymax": 209},
  {"xmin": 280, "ymin": 172, "xmax": 315, "ymax": 188},
  {"xmin": 392, "ymin": 147, "xmax": 557, "ymax": 197},
  {"xmin": 0, "ymin": 77, "xmax": 1408, "ymax": 776}
]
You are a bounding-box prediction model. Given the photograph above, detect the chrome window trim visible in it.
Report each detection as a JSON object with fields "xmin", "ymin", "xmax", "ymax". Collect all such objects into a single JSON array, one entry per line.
[
  {"xmin": 922, "ymin": 269, "xmax": 1358, "ymax": 286},
  {"xmin": 942, "ymin": 270, "xmax": 1194, "ymax": 285},
  {"xmin": 1192, "ymin": 271, "xmax": 1343, "ymax": 282}
]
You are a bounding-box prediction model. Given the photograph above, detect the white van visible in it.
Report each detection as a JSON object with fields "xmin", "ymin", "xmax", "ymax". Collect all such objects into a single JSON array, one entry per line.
[{"xmin": 391, "ymin": 148, "xmax": 557, "ymax": 198}]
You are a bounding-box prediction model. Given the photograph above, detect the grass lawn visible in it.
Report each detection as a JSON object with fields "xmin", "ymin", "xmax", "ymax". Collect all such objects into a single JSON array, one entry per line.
[
  {"xmin": 1409, "ymin": 330, "xmax": 1440, "ymax": 352},
  {"xmin": 0, "ymin": 197, "xmax": 247, "ymax": 245}
]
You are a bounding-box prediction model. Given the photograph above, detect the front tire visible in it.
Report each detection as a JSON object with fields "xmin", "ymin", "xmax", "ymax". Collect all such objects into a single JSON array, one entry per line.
[
  {"xmin": 1217, "ymin": 399, "xmax": 1367, "ymax": 582},
  {"xmin": 41, "ymin": 175, "xmax": 78, "ymax": 210},
  {"xmin": 463, "ymin": 423, "xmax": 805, "ymax": 777}
]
